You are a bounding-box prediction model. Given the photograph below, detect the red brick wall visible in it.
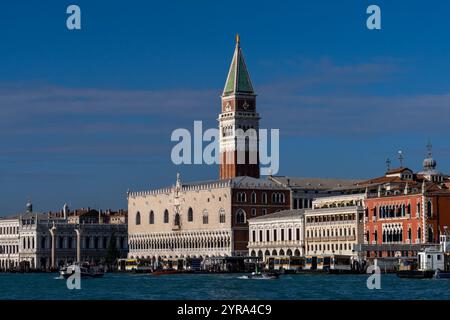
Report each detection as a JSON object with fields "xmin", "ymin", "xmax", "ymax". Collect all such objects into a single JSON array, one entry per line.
[{"xmin": 230, "ymin": 188, "xmax": 290, "ymax": 252}]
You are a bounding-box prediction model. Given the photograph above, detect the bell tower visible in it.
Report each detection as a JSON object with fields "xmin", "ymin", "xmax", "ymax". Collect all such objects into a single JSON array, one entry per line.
[{"xmin": 219, "ymin": 35, "xmax": 260, "ymax": 179}]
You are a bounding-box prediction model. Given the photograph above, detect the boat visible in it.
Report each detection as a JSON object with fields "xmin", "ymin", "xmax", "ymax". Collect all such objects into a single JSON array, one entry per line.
[
  {"xmin": 397, "ymin": 245, "xmax": 446, "ymax": 279},
  {"xmin": 396, "ymin": 270, "xmax": 434, "ymax": 279},
  {"xmin": 151, "ymin": 269, "xmax": 183, "ymax": 276},
  {"xmin": 246, "ymin": 263, "xmax": 279, "ymax": 279},
  {"xmin": 59, "ymin": 263, "xmax": 104, "ymax": 279},
  {"xmin": 247, "ymin": 272, "xmax": 279, "ymax": 280},
  {"xmin": 434, "ymin": 269, "xmax": 450, "ymax": 279}
]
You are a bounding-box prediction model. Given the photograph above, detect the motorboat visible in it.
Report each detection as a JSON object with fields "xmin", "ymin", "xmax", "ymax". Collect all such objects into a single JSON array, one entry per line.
[
  {"xmin": 151, "ymin": 269, "xmax": 184, "ymax": 276},
  {"xmin": 434, "ymin": 269, "xmax": 450, "ymax": 279},
  {"xmin": 59, "ymin": 263, "xmax": 104, "ymax": 279},
  {"xmin": 246, "ymin": 271, "xmax": 279, "ymax": 280}
]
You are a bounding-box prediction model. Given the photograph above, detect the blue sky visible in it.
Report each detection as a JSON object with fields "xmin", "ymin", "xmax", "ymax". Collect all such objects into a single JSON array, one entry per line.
[{"xmin": 1, "ymin": 0, "xmax": 450, "ymax": 214}]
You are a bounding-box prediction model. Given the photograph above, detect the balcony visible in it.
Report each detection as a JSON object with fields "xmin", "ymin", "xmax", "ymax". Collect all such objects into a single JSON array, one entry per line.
[{"xmin": 306, "ymin": 235, "xmax": 356, "ymax": 242}]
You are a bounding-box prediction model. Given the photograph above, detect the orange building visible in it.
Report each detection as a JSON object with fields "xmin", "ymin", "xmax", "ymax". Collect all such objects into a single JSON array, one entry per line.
[{"xmin": 359, "ymin": 147, "xmax": 450, "ymax": 258}]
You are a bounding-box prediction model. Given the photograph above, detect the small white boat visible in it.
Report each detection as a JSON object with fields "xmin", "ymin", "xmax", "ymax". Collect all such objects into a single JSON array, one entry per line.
[
  {"xmin": 247, "ymin": 272, "xmax": 279, "ymax": 280},
  {"xmin": 59, "ymin": 263, "xmax": 104, "ymax": 279}
]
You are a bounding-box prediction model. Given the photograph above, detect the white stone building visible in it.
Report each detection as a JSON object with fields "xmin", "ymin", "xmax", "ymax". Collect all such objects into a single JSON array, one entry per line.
[
  {"xmin": 304, "ymin": 194, "xmax": 366, "ymax": 258},
  {"xmin": 247, "ymin": 209, "xmax": 305, "ymax": 260},
  {"xmin": 0, "ymin": 203, "xmax": 128, "ymax": 270}
]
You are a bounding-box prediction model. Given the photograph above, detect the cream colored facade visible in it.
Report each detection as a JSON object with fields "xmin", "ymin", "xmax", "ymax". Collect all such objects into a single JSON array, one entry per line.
[
  {"xmin": 0, "ymin": 218, "xmax": 20, "ymax": 269},
  {"xmin": 304, "ymin": 194, "xmax": 366, "ymax": 257},
  {"xmin": 128, "ymin": 178, "xmax": 233, "ymax": 259},
  {"xmin": 247, "ymin": 210, "xmax": 305, "ymax": 260},
  {"xmin": 1, "ymin": 206, "xmax": 128, "ymax": 270},
  {"xmin": 127, "ymin": 175, "xmax": 290, "ymax": 260}
]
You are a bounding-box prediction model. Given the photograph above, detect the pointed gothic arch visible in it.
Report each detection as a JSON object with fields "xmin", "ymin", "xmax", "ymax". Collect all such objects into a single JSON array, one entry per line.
[
  {"xmin": 235, "ymin": 209, "xmax": 246, "ymax": 224},
  {"xmin": 135, "ymin": 211, "xmax": 141, "ymax": 225}
]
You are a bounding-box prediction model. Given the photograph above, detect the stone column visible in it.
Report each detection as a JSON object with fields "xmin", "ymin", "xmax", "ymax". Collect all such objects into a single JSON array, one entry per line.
[
  {"xmin": 49, "ymin": 224, "xmax": 57, "ymax": 269},
  {"xmin": 75, "ymin": 229, "xmax": 81, "ymax": 263}
]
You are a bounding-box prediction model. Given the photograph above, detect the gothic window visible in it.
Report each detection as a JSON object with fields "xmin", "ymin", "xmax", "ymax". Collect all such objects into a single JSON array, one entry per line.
[
  {"xmin": 427, "ymin": 201, "xmax": 433, "ymax": 218},
  {"xmin": 188, "ymin": 207, "xmax": 193, "ymax": 222},
  {"xmin": 135, "ymin": 211, "xmax": 141, "ymax": 225},
  {"xmin": 236, "ymin": 209, "xmax": 246, "ymax": 224},
  {"xmin": 219, "ymin": 208, "xmax": 226, "ymax": 223},
  {"xmin": 251, "ymin": 192, "xmax": 257, "ymax": 204},
  {"xmin": 237, "ymin": 192, "xmax": 247, "ymax": 203},
  {"xmin": 202, "ymin": 210, "xmax": 209, "ymax": 224},
  {"xmin": 149, "ymin": 211, "xmax": 154, "ymax": 224},
  {"xmin": 418, "ymin": 227, "xmax": 422, "ymax": 239},
  {"xmin": 164, "ymin": 210, "xmax": 169, "ymax": 224},
  {"xmin": 262, "ymin": 192, "xmax": 268, "ymax": 204},
  {"xmin": 251, "ymin": 208, "xmax": 257, "ymax": 217}
]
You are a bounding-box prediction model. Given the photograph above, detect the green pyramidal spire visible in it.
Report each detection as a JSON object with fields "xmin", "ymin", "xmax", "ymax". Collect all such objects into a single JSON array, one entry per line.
[{"xmin": 223, "ymin": 34, "xmax": 255, "ymax": 96}]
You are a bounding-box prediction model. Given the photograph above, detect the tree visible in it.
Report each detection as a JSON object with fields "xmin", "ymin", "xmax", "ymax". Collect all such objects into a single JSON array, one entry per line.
[{"xmin": 105, "ymin": 232, "xmax": 120, "ymax": 271}]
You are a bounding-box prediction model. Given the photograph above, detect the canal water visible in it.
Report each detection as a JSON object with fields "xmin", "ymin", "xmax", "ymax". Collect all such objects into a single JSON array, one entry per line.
[{"xmin": 0, "ymin": 273, "xmax": 449, "ymax": 300}]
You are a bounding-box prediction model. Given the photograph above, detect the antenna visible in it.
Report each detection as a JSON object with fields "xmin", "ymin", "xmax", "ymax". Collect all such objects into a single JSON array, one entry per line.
[
  {"xmin": 386, "ymin": 158, "xmax": 391, "ymax": 171},
  {"xmin": 398, "ymin": 150, "xmax": 404, "ymax": 168},
  {"xmin": 426, "ymin": 140, "xmax": 433, "ymax": 157}
]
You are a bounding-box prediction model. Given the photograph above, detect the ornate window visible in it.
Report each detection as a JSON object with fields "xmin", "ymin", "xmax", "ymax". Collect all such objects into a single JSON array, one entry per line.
[
  {"xmin": 271, "ymin": 192, "xmax": 286, "ymax": 204},
  {"xmin": 188, "ymin": 207, "xmax": 193, "ymax": 222},
  {"xmin": 236, "ymin": 209, "xmax": 246, "ymax": 224},
  {"xmin": 236, "ymin": 192, "xmax": 247, "ymax": 203},
  {"xmin": 135, "ymin": 211, "xmax": 141, "ymax": 225},
  {"xmin": 164, "ymin": 209, "xmax": 169, "ymax": 223},
  {"xmin": 149, "ymin": 211, "xmax": 154, "ymax": 224},
  {"xmin": 219, "ymin": 208, "xmax": 226, "ymax": 223},
  {"xmin": 202, "ymin": 210, "xmax": 209, "ymax": 224}
]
